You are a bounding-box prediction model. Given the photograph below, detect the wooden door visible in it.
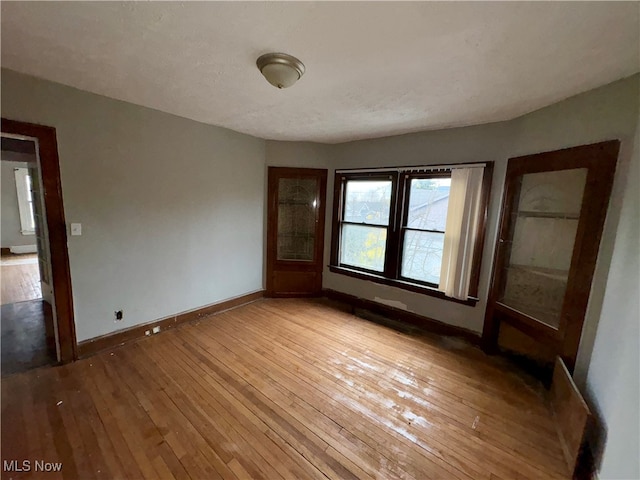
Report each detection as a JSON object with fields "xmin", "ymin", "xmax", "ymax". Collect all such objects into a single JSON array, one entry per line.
[
  {"xmin": 267, "ymin": 167, "xmax": 327, "ymax": 296},
  {"xmin": 483, "ymin": 141, "xmax": 619, "ymax": 375},
  {"xmin": 28, "ymin": 165, "xmax": 52, "ymax": 299},
  {"xmin": 29, "ymin": 164, "xmax": 56, "ymax": 356}
]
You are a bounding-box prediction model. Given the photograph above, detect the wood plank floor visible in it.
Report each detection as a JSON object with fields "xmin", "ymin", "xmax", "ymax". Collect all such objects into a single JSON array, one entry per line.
[
  {"xmin": 1, "ymin": 254, "xmax": 41, "ymax": 305},
  {"xmin": 1, "ymin": 298, "xmax": 569, "ymax": 479}
]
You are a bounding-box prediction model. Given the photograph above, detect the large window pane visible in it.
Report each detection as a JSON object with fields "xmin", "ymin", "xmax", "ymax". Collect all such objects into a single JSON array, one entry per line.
[
  {"xmin": 401, "ymin": 231, "xmax": 444, "ymax": 284},
  {"xmin": 407, "ymin": 178, "xmax": 451, "ymax": 231},
  {"xmin": 340, "ymin": 224, "xmax": 387, "ymax": 272},
  {"xmin": 344, "ymin": 180, "xmax": 392, "ymax": 225}
]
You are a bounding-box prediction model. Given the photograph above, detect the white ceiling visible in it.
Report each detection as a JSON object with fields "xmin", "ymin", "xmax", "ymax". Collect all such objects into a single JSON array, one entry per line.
[{"xmin": 1, "ymin": 2, "xmax": 639, "ymax": 144}]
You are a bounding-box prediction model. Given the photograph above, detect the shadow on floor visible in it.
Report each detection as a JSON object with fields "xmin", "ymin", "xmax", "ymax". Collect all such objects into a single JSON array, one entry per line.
[{"xmin": 1, "ymin": 299, "xmax": 56, "ymax": 377}]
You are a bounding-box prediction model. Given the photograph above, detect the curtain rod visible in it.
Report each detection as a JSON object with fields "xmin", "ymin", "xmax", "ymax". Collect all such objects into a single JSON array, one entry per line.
[{"xmin": 335, "ymin": 163, "xmax": 486, "ymax": 174}]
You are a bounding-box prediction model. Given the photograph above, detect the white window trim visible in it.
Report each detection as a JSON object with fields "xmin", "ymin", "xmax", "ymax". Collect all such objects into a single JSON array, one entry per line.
[{"xmin": 14, "ymin": 167, "xmax": 36, "ymax": 236}]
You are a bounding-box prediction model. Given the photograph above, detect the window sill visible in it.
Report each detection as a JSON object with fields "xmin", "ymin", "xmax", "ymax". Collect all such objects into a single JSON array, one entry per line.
[{"xmin": 328, "ymin": 265, "xmax": 478, "ymax": 307}]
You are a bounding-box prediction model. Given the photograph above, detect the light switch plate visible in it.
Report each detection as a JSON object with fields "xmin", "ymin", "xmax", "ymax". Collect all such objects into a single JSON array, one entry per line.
[{"xmin": 70, "ymin": 223, "xmax": 82, "ymax": 236}]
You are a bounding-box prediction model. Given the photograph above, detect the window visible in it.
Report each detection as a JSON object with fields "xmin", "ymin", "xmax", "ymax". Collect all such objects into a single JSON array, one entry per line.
[
  {"xmin": 401, "ymin": 175, "xmax": 451, "ymax": 285},
  {"xmin": 330, "ymin": 164, "xmax": 492, "ymax": 304},
  {"xmin": 339, "ymin": 176, "xmax": 393, "ymax": 272},
  {"xmin": 14, "ymin": 167, "xmax": 36, "ymax": 235}
]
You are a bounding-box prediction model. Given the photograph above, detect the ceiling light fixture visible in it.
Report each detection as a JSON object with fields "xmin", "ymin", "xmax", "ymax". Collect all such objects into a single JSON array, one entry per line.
[{"xmin": 257, "ymin": 53, "xmax": 305, "ymax": 89}]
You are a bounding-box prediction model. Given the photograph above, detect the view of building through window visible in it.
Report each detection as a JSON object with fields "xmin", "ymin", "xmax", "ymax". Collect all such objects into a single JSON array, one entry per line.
[
  {"xmin": 338, "ymin": 176, "xmax": 452, "ymax": 285},
  {"xmin": 402, "ymin": 177, "xmax": 451, "ymax": 284}
]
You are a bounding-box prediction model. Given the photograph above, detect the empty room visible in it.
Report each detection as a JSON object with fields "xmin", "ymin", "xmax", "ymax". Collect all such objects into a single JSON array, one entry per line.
[{"xmin": 1, "ymin": 2, "xmax": 638, "ymax": 479}]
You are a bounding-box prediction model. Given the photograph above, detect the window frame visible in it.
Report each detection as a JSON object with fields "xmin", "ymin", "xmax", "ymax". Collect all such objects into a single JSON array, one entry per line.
[
  {"xmin": 14, "ymin": 167, "xmax": 36, "ymax": 236},
  {"xmin": 330, "ymin": 163, "xmax": 493, "ymax": 306},
  {"xmin": 397, "ymin": 170, "xmax": 451, "ymax": 288},
  {"xmin": 335, "ymin": 171, "xmax": 398, "ymax": 277}
]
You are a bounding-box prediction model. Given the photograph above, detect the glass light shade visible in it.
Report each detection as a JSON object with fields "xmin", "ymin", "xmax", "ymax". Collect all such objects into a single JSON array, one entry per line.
[
  {"xmin": 257, "ymin": 53, "xmax": 305, "ymax": 89},
  {"xmin": 260, "ymin": 63, "xmax": 301, "ymax": 89}
]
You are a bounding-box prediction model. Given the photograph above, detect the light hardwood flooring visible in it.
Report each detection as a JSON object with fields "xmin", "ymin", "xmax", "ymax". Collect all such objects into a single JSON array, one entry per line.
[
  {"xmin": 1, "ymin": 254, "xmax": 41, "ymax": 305},
  {"xmin": 1, "ymin": 298, "xmax": 569, "ymax": 479}
]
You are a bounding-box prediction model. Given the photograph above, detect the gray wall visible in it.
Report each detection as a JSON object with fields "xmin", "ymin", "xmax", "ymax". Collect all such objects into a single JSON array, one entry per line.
[
  {"xmin": 267, "ymin": 74, "xmax": 639, "ymax": 479},
  {"xmin": 1, "ymin": 156, "xmax": 36, "ymax": 248},
  {"xmin": 507, "ymin": 77, "xmax": 639, "ymax": 383},
  {"xmin": 316, "ymin": 76, "xmax": 639, "ymax": 343},
  {"xmin": 1, "ymin": 69, "xmax": 266, "ymax": 341},
  {"xmin": 584, "ymin": 123, "xmax": 639, "ymax": 480},
  {"xmin": 4, "ymin": 66, "xmax": 637, "ymax": 478},
  {"xmin": 509, "ymin": 77, "xmax": 639, "ymax": 480},
  {"xmin": 326, "ymin": 120, "xmax": 517, "ymax": 333}
]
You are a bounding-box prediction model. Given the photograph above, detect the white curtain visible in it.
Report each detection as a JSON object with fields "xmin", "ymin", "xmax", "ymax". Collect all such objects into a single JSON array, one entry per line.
[{"xmin": 439, "ymin": 167, "xmax": 484, "ymax": 299}]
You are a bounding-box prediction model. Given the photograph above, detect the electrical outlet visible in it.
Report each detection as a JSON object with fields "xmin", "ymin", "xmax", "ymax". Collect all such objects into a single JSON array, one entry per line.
[
  {"xmin": 145, "ymin": 330, "xmax": 151, "ymax": 336},
  {"xmin": 114, "ymin": 310, "xmax": 123, "ymax": 322},
  {"xmin": 152, "ymin": 326, "xmax": 160, "ymax": 334}
]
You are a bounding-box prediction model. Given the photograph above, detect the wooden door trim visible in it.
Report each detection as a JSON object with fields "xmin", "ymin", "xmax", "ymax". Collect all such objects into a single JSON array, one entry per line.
[
  {"xmin": 1, "ymin": 118, "xmax": 77, "ymax": 363},
  {"xmin": 483, "ymin": 140, "xmax": 619, "ymax": 371}
]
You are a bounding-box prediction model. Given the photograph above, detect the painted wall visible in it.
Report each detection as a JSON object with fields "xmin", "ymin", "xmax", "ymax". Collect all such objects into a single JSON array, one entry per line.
[
  {"xmin": 584, "ymin": 123, "xmax": 639, "ymax": 480},
  {"xmin": 271, "ymin": 76, "xmax": 637, "ymax": 478},
  {"xmin": 508, "ymin": 76, "xmax": 639, "ymax": 383},
  {"xmin": 1, "ymin": 156, "xmax": 36, "ymax": 248},
  {"xmin": 1, "ymin": 69, "xmax": 266, "ymax": 342},
  {"xmin": 4, "ymin": 67, "xmax": 637, "ymax": 476},
  {"xmin": 315, "ymin": 76, "xmax": 639, "ymax": 339},
  {"xmin": 324, "ymin": 120, "xmax": 516, "ymax": 333}
]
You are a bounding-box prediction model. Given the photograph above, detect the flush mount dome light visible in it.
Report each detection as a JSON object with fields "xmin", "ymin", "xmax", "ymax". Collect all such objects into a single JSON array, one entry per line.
[{"xmin": 257, "ymin": 52, "xmax": 305, "ymax": 89}]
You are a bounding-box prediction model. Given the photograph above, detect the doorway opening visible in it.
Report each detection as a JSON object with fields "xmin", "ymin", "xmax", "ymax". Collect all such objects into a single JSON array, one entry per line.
[
  {"xmin": 1, "ymin": 136, "xmax": 56, "ymax": 375},
  {"xmin": 1, "ymin": 119, "xmax": 76, "ymax": 375}
]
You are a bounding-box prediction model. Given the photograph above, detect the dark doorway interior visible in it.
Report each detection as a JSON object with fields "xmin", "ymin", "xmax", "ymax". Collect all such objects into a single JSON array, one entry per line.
[{"xmin": 1, "ymin": 300, "xmax": 55, "ymax": 376}]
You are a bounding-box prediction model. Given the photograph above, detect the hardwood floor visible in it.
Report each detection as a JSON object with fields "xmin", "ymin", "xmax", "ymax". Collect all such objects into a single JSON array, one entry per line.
[
  {"xmin": 1, "ymin": 298, "xmax": 569, "ymax": 479},
  {"xmin": 1, "ymin": 254, "xmax": 41, "ymax": 305}
]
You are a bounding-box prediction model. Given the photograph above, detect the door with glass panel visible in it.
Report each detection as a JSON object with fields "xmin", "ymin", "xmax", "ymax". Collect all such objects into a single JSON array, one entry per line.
[
  {"xmin": 484, "ymin": 141, "xmax": 619, "ymax": 374},
  {"xmin": 266, "ymin": 167, "xmax": 327, "ymax": 296}
]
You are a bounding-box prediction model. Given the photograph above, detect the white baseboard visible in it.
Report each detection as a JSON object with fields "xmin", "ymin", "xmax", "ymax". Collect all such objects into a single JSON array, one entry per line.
[{"xmin": 10, "ymin": 244, "xmax": 37, "ymax": 254}]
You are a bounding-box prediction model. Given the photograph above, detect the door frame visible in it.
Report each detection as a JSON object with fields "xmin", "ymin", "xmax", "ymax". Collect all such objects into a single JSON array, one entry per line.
[
  {"xmin": 482, "ymin": 141, "xmax": 619, "ymax": 372},
  {"xmin": 2, "ymin": 118, "xmax": 77, "ymax": 363}
]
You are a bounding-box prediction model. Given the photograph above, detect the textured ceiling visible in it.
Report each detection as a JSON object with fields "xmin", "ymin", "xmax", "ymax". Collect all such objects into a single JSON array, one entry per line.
[{"xmin": 1, "ymin": 2, "xmax": 639, "ymax": 143}]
